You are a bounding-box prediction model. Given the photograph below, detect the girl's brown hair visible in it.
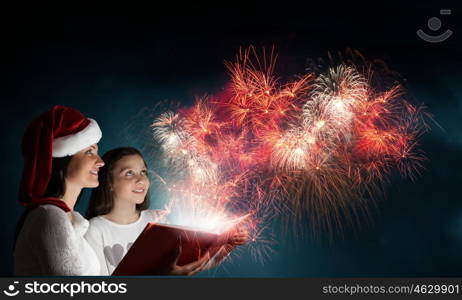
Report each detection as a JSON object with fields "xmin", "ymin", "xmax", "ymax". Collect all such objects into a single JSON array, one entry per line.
[{"xmin": 86, "ymin": 147, "xmax": 150, "ymax": 219}]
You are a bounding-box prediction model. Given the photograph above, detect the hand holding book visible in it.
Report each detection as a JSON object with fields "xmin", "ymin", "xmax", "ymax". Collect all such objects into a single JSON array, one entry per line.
[
  {"xmin": 203, "ymin": 224, "xmax": 249, "ymax": 270},
  {"xmin": 228, "ymin": 224, "xmax": 249, "ymax": 246},
  {"xmin": 112, "ymin": 215, "xmax": 250, "ymax": 276},
  {"xmin": 153, "ymin": 239, "xmax": 212, "ymax": 276}
]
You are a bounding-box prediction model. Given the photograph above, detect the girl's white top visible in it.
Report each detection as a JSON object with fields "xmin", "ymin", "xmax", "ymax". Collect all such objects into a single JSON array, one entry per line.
[
  {"xmin": 84, "ymin": 209, "xmax": 166, "ymax": 275},
  {"xmin": 14, "ymin": 204, "xmax": 100, "ymax": 276}
]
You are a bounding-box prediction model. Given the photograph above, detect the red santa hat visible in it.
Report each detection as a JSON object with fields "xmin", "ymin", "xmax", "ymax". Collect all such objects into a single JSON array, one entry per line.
[{"xmin": 19, "ymin": 105, "xmax": 102, "ymax": 212}]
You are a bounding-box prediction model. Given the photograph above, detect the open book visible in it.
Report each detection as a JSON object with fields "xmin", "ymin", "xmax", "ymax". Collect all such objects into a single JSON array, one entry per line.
[{"xmin": 112, "ymin": 214, "xmax": 249, "ymax": 276}]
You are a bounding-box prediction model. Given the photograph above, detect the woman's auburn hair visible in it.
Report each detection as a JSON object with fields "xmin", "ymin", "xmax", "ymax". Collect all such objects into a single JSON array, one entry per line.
[{"xmin": 86, "ymin": 147, "xmax": 150, "ymax": 219}]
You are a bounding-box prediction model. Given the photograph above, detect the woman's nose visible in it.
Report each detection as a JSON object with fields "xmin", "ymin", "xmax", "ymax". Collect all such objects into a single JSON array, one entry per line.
[{"xmin": 95, "ymin": 155, "xmax": 105, "ymax": 168}]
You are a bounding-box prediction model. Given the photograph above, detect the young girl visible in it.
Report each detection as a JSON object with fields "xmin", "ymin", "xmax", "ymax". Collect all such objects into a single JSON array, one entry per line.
[{"xmin": 85, "ymin": 147, "xmax": 247, "ymax": 275}]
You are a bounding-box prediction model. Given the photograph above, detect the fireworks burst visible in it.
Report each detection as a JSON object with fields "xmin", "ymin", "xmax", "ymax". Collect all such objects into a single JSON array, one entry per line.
[{"xmin": 150, "ymin": 47, "xmax": 432, "ymax": 263}]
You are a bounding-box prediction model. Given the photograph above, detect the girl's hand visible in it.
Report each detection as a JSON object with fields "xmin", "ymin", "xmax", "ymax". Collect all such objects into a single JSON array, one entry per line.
[
  {"xmin": 153, "ymin": 209, "xmax": 170, "ymax": 223},
  {"xmin": 227, "ymin": 225, "xmax": 249, "ymax": 247},
  {"xmin": 202, "ymin": 225, "xmax": 250, "ymax": 270},
  {"xmin": 160, "ymin": 245, "xmax": 211, "ymax": 276}
]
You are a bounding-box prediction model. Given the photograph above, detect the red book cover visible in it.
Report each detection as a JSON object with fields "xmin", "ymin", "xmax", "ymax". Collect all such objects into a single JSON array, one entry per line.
[{"xmin": 112, "ymin": 215, "xmax": 248, "ymax": 276}]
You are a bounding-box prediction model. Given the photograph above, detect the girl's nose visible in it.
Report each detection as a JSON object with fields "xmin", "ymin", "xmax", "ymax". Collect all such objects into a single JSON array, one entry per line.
[{"xmin": 135, "ymin": 174, "xmax": 147, "ymax": 184}]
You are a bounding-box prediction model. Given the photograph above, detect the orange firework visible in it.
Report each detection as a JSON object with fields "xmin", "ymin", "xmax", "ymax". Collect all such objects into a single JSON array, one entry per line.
[
  {"xmin": 221, "ymin": 46, "xmax": 313, "ymax": 136},
  {"xmin": 150, "ymin": 47, "xmax": 432, "ymax": 254}
]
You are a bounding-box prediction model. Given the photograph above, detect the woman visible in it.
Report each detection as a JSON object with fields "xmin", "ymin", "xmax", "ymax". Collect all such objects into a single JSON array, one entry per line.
[
  {"xmin": 14, "ymin": 105, "xmax": 105, "ymax": 275},
  {"xmin": 14, "ymin": 106, "xmax": 217, "ymax": 276}
]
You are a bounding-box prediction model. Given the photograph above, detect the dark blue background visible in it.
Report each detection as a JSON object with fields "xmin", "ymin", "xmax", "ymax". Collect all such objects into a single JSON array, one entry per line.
[{"xmin": 1, "ymin": 2, "xmax": 461, "ymax": 276}]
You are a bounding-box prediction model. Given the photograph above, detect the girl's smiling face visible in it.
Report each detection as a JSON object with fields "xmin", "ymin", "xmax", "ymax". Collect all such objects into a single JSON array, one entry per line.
[{"xmin": 111, "ymin": 154, "xmax": 150, "ymax": 205}]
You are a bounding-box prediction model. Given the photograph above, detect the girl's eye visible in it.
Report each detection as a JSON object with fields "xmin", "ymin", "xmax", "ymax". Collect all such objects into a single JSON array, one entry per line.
[
  {"xmin": 86, "ymin": 149, "xmax": 93, "ymax": 155},
  {"xmin": 126, "ymin": 170, "xmax": 134, "ymax": 176},
  {"xmin": 141, "ymin": 170, "xmax": 148, "ymax": 176}
]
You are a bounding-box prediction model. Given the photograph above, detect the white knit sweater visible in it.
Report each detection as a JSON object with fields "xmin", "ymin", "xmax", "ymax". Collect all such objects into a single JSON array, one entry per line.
[{"xmin": 14, "ymin": 205, "xmax": 100, "ymax": 276}]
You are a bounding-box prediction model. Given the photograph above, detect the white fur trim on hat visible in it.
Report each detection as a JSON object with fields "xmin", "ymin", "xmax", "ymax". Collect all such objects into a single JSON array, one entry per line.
[{"xmin": 52, "ymin": 118, "xmax": 102, "ymax": 157}]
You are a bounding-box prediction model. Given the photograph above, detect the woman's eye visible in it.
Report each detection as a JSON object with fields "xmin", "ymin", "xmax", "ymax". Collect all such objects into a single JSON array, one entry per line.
[
  {"xmin": 86, "ymin": 149, "xmax": 92, "ymax": 155},
  {"xmin": 126, "ymin": 170, "xmax": 134, "ymax": 176},
  {"xmin": 141, "ymin": 170, "xmax": 148, "ymax": 176}
]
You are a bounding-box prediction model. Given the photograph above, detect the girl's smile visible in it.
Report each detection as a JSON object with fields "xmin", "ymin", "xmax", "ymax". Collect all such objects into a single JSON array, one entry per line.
[{"xmin": 132, "ymin": 188, "xmax": 145, "ymax": 194}]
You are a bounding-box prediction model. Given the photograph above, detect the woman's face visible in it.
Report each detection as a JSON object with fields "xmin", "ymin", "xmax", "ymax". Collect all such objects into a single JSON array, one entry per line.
[
  {"xmin": 111, "ymin": 154, "xmax": 150, "ymax": 206},
  {"xmin": 66, "ymin": 144, "xmax": 105, "ymax": 188}
]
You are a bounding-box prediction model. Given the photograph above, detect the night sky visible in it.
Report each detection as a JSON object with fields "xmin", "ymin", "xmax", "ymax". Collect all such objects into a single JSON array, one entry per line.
[{"xmin": 1, "ymin": 2, "xmax": 461, "ymax": 276}]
